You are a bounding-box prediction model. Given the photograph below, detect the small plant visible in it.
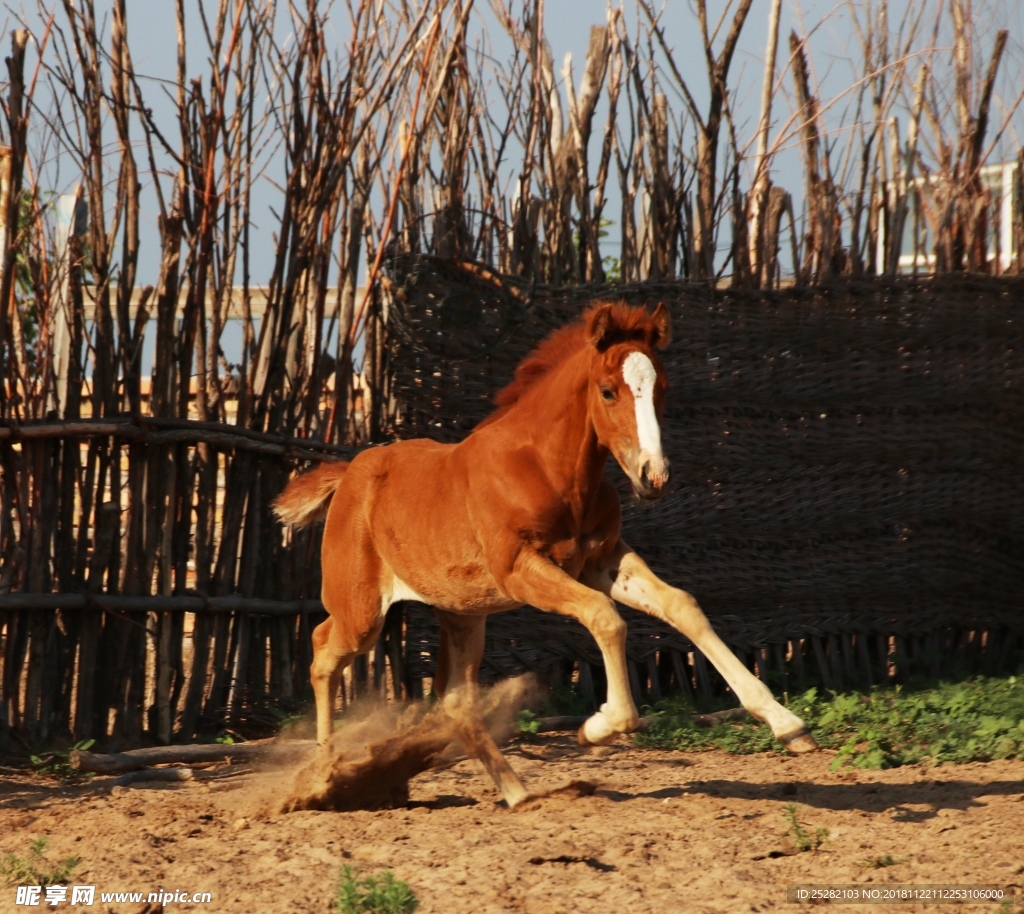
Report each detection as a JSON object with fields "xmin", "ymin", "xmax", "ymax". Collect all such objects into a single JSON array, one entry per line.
[
  {"xmin": 0, "ymin": 839, "xmax": 80, "ymax": 887},
  {"xmin": 857, "ymin": 854, "xmax": 904, "ymax": 869},
  {"xmin": 831, "ymin": 730, "xmax": 896, "ymax": 771},
  {"xmin": 334, "ymin": 866, "xmax": 418, "ymax": 914},
  {"xmin": 29, "ymin": 739, "xmax": 95, "ymax": 783},
  {"xmin": 516, "ymin": 710, "xmax": 541, "ymax": 736},
  {"xmin": 782, "ymin": 803, "xmax": 829, "ymax": 852},
  {"xmin": 996, "ymin": 897, "xmax": 1015, "ymax": 914}
]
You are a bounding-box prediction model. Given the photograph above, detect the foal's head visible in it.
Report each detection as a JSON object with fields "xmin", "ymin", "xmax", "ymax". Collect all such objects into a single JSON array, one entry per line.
[{"xmin": 585, "ymin": 302, "xmax": 672, "ymax": 500}]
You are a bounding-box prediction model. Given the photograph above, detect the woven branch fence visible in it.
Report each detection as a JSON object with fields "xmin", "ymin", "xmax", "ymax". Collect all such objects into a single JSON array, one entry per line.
[
  {"xmin": 0, "ymin": 420, "xmax": 350, "ymax": 750},
  {"xmin": 3, "ymin": 268, "xmax": 1024, "ymax": 749},
  {"xmin": 386, "ymin": 261, "xmax": 1024, "ymax": 702}
]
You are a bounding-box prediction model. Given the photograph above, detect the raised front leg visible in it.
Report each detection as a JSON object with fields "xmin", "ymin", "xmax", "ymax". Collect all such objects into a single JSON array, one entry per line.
[
  {"xmin": 582, "ymin": 541, "xmax": 817, "ymax": 753},
  {"xmin": 503, "ymin": 549, "xmax": 640, "ymax": 746}
]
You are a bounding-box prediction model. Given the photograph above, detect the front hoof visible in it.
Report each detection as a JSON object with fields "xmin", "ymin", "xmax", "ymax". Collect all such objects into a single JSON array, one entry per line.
[
  {"xmin": 577, "ymin": 715, "xmax": 617, "ymax": 747},
  {"xmin": 780, "ymin": 728, "xmax": 819, "ymax": 754}
]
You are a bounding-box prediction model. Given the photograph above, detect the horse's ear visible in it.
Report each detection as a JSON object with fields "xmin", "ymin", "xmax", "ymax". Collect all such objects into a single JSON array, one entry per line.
[
  {"xmin": 586, "ymin": 303, "xmax": 615, "ymax": 350},
  {"xmin": 650, "ymin": 302, "xmax": 671, "ymax": 349}
]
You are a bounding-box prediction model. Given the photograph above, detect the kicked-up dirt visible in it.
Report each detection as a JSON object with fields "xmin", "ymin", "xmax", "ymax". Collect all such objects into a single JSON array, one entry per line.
[{"xmin": 1, "ymin": 734, "xmax": 1024, "ymax": 913}]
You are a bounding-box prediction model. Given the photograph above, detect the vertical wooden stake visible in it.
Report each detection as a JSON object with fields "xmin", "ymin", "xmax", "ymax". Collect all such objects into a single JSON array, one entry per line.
[{"xmin": 51, "ymin": 186, "xmax": 87, "ymax": 415}]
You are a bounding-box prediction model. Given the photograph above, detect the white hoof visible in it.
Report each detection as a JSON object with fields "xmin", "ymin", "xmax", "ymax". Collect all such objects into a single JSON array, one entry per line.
[{"xmin": 580, "ymin": 710, "xmax": 616, "ymax": 745}]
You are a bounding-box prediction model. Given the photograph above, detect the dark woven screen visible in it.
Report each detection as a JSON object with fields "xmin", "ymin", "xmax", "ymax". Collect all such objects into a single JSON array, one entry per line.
[{"xmin": 385, "ymin": 259, "xmax": 1024, "ymax": 688}]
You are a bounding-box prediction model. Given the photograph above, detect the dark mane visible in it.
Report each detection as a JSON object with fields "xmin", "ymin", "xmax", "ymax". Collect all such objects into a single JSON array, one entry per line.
[{"xmin": 478, "ymin": 301, "xmax": 659, "ymax": 427}]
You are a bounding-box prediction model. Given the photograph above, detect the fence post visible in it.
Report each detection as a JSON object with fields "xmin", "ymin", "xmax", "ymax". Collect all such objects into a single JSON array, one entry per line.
[
  {"xmin": 0, "ymin": 144, "xmax": 11, "ymax": 413},
  {"xmin": 50, "ymin": 186, "xmax": 88, "ymax": 416}
]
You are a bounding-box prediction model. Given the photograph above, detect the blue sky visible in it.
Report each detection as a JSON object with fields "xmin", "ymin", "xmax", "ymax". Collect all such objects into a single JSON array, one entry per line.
[{"xmin": 8, "ymin": 0, "xmax": 1024, "ymax": 282}]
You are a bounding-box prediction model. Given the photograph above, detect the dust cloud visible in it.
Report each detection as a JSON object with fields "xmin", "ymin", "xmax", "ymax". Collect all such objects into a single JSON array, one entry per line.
[{"xmin": 276, "ymin": 675, "xmax": 539, "ymax": 813}]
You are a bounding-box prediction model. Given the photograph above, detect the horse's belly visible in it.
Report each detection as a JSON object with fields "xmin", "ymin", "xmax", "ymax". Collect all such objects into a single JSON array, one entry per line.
[{"xmin": 389, "ymin": 567, "xmax": 521, "ymax": 615}]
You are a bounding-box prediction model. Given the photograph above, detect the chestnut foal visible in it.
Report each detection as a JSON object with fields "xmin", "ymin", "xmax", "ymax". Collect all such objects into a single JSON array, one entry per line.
[{"xmin": 274, "ymin": 302, "xmax": 817, "ymax": 807}]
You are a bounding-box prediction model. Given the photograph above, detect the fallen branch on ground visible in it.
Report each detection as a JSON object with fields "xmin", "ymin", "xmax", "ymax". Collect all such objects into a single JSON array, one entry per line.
[
  {"xmin": 70, "ymin": 709, "xmax": 753, "ymax": 777},
  {"xmin": 106, "ymin": 768, "xmax": 194, "ymax": 789},
  {"xmin": 690, "ymin": 708, "xmax": 751, "ymax": 727},
  {"xmin": 71, "ymin": 739, "xmax": 314, "ymax": 774}
]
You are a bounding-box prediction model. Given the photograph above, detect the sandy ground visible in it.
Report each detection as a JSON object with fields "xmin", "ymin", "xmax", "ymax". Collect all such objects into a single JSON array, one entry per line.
[{"xmin": 2, "ymin": 734, "xmax": 1024, "ymax": 914}]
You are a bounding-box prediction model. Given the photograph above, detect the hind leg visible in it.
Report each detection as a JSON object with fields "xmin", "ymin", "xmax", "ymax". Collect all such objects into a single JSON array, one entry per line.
[
  {"xmin": 313, "ymin": 520, "xmax": 389, "ymax": 743},
  {"xmin": 435, "ymin": 611, "xmax": 528, "ymax": 808},
  {"xmin": 311, "ymin": 617, "xmax": 357, "ymax": 745},
  {"xmin": 312, "ymin": 604, "xmax": 388, "ymax": 746}
]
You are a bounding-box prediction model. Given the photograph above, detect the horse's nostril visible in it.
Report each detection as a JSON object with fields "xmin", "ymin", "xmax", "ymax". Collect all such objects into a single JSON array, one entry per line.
[{"xmin": 640, "ymin": 460, "xmax": 652, "ymax": 483}]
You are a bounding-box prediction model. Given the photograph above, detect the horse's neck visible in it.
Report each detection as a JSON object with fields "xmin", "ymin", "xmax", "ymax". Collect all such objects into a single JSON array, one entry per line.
[{"xmin": 516, "ymin": 354, "xmax": 608, "ymax": 506}]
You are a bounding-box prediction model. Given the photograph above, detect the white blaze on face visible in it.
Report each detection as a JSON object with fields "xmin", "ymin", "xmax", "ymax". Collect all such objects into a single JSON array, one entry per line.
[{"xmin": 622, "ymin": 351, "xmax": 664, "ymax": 475}]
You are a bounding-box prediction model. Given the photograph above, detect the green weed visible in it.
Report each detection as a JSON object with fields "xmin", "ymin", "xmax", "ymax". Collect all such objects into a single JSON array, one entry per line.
[
  {"xmin": 516, "ymin": 710, "xmax": 541, "ymax": 736},
  {"xmin": 29, "ymin": 739, "xmax": 95, "ymax": 783},
  {"xmin": 334, "ymin": 866, "xmax": 418, "ymax": 914},
  {"xmin": 995, "ymin": 896, "xmax": 1018, "ymax": 914},
  {"xmin": 0, "ymin": 839, "xmax": 80, "ymax": 887},
  {"xmin": 783, "ymin": 803, "xmax": 830, "ymax": 852},
  {"xmin": 857, "ymin": 854, "xmax": 904, "ymax": 869},
  {"xmin": 637, "ymin": 675, "xmax": 1024, "ymax": 770}
]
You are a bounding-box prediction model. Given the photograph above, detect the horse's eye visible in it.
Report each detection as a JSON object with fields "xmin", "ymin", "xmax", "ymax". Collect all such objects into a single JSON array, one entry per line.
[{"xmin": 601, "ymin": 387, "xmax": 614, "ymax": 401}]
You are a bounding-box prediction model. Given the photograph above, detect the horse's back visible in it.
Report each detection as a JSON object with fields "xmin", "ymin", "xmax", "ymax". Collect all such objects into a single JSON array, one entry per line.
[{"xmin": 323, "ymin": 437, "xmax": 458, "ymax": 542}]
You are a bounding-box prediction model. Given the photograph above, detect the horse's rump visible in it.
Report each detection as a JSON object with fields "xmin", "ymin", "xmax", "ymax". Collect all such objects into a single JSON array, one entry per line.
[{"xmin": 273, "ymin": 460, "xmax": 350, "ymax": 528}]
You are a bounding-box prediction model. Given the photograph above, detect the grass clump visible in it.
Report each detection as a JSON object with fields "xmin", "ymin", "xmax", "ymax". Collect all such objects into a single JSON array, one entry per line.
[
  {"xmin": 0, "ymin": 839, "xmax": 80, "ymax": 887},
  {"xmin": 334, "ymin": 866, "xmax": 418, "ymax": 914},
  {"xmin": 29, "ymin": 739, "xmax": 95, "ymax": 783},
  {"xmin": 783, "ymin": 803, "xmax": 830, "ymax": 852},
  {"xmin": 636, "ymin": 674, "xmax": 1024, "ymax": 770},
  {"xmin": 858, "ymin": 853, "xmax": 904, "ymax": 869},
  {"xmin": 516, "ymin": 709, "xmax": 541, "ymax": 735}
]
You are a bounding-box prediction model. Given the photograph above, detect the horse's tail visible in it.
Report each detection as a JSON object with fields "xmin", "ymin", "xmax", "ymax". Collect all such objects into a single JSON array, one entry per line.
[{"xmin": 273, "ymin": 460, "xmax": 350, "ymax": 528}]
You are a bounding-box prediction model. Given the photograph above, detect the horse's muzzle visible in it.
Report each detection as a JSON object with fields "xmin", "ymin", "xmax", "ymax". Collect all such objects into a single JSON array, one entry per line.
[{"xmin": 634, "ymin": 456, "xmax": 671, "ymax": 500}]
